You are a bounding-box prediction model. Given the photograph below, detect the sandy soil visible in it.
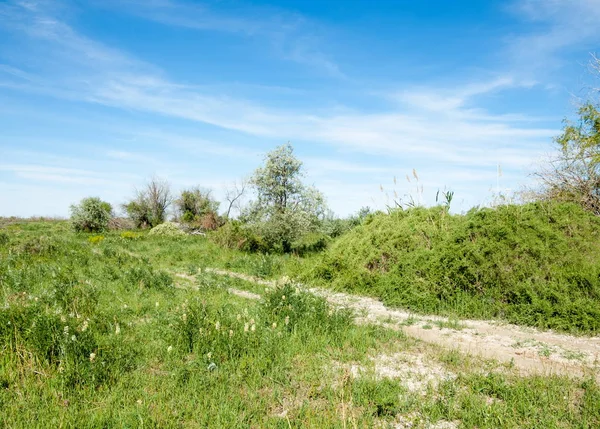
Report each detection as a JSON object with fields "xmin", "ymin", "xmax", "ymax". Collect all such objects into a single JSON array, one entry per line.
[{"xmin": 194, "ymin": 269, "xmax": 600, "ymax": 381}]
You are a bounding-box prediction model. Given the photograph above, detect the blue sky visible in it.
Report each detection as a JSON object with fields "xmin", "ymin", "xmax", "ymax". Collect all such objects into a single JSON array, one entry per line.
[{"xmin": 1, "ymin": 0, "xmax": 599, "ymax": 217}]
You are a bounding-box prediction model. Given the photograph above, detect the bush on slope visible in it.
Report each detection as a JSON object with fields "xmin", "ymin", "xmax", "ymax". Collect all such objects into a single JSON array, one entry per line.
[{"xmin": 305, "ymin": 202, "xmax": 600, "ymax": 333}]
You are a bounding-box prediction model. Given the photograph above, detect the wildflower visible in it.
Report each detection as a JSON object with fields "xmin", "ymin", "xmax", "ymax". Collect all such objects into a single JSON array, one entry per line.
[
  {"xmin": 182, "ymin": 313, "xmax": 187, "ymax": 322},
  {"xmin": 272, "ymin": 322, "xmax": 277, "ymax": 329},
  {"xmin": 244, "ymin": 323, "xmax": 249, "ymax": 333},
  {"xmin": 282, "ymin": 295, "xmax": 286, "ymax": 301},
  {"xmin": 63, "ymin": 326, "xmax": 69, "ymax": 335},
  {"xmin": 69, "ymin": 312, "xmax": 74, "ymax": 318},
  {"xmin": 60, "ymin": 315, "xmax": 66, "ymax": 323},
  {"xmin": 285, "ymin": 316, "xmax": 290, "ymax": 326},
  {"xmin": 81, "ymin": 320, "xmax": 89, "ymax": 332},
  {"xmin": 229, "ymin": 329, "xmax": 234, "ymax": 338},
  {"xmin": 167, "ymin": 346, "xmax": 173, "ymax": 353},
  {"xmin": 207, "ymin": 352, "xmax": 212, "ymax": 359},
  {"xmin": 251, "ymin": 324, "xmax": 256, "ymax": 332},
  {"xmin": 89, "ymin": 352, "xmax": 96, "ymax": 362},
  {"xmin": 236, "ymin": 314, "xmax": 241, "ymax": 321},
  {"xmin": 136, "ymin": 399, "xmax": 143, "ymax": 405},
  {"xmin": 155, "ymin": 301, "xmax": 159, "ymax": 308},
  {"xmin": 115, "ymin": 324, "xmax": 121, "ymax": 335},
  {"xmin": 249, "ymin": 318, "xmax": 255, "ymax": 325},
  {"xmin": 123, "ymin": 304, "xmax": 128, "ymax": 309},
  {"xmin": 215, "ymin": 321, "xmax": 220, "ymax": 331},
  {"xmin": 71, "ymin": 335, "xmax": 76, "ymax": 342}
]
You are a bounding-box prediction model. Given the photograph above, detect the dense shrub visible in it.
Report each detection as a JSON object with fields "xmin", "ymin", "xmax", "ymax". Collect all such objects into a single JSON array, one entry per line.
[
  {"xmin": 174, "ymin": 187, "xmax": 221, "ymax": 230},
  {"xmin": 290, "ymin": 232, "xmax": 330, "ymax": 256},
  {"xmin": 211, "ymin": 221, "xmax": 267, "ymax": 253},
  {"xmin": 70, "ymin": 197, "xmax": 113, "ymax": 233},
  {"xmin": 306, "ymin": 202, "xmax": 600, "ymax": 333},
  {"xmin": 148, "ymin": 222, "xmax": 186, "ymax": 237}
]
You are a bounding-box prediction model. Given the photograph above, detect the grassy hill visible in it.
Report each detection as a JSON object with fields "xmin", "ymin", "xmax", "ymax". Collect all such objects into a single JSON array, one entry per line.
[{"xmin": 304, "ymin": 202, "xmax": 600, "ymax": 333}]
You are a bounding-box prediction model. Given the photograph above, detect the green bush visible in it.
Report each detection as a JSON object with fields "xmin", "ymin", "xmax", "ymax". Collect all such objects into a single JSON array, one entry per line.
[
  {"xmin": 306, "ymin": 202, "xmax": 600, "ymax": 333},
  {"xmin": 211, "ymin": 221, "xmax": 267, "ymax": 253},
  {"xmin": 70, "ymin": 197, "xmax": 112, "ymax": 233},
  {"xmin": 291, "ymin": 232, "xmax": 330, "ymax": 256},
  {"xmin": 0, "ymin": 231, "xmax": 9, "ymax": 246}
]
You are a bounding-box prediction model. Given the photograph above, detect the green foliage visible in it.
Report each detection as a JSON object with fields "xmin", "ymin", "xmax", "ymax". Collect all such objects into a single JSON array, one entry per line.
[
  {"xmin": 290, "ymin": 232, "xmax": 331, "ymax": 256},
  {"xmin": 175, "ymin": 187, "xmax": 220, "ymax": 228},
  {"xmin": 1, "ymin": 219, "xmax": 598, "ymax": 427},
  {"xmin": 536, "ymin": 102, "xmax": 600, "ymax": 214},
  {"xmin": 70, "ymin": 197, "xmax": 112, "ymax": 233},
  {"xmin": 148, "ymin": 222, "xmax": 186, "ymax": 237},
  {"xmin": 123, "ymin": 177, "xmax": 172, "ymax": 228},
  {"xmin": 0, "ymin": 231, "xmax": 9, "ymax": 246},
  {"xmin": 307, "ymin": 202, "xmax": 600, "ymax": 333},
  {"xmin": 211, "ymin": 221, "xmax": 267, "ymax": 253}
]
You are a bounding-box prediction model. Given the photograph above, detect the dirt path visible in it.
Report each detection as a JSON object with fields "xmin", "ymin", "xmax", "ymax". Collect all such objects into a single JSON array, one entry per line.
[{"xmin": 187, "ymin": 269, "xmax": 600, "ymax": 381}]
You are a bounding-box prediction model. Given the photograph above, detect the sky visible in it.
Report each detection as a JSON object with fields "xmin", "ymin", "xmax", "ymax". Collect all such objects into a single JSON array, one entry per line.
[{"xmin": 1, "ymin": 0, "xmax": 600, "ymax": 218}]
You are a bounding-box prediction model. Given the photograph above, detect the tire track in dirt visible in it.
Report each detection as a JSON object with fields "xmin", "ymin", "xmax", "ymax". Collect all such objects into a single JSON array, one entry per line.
[{"xmin": 191, "ymin": 269, "xmax": 600, "ymax": 381}]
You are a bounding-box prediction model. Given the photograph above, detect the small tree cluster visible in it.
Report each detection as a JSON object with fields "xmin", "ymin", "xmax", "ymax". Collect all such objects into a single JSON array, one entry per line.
[
  {"xmin": 174, "ymin": 187, "xmax": 221, "ymax": 230},
  {"xmin": 70, "ymin": 197, "xmax": 113, "ymax": 232},
  {"xmin": 122, "ymin": 177, "xmax": 172, "ymax": 228}
]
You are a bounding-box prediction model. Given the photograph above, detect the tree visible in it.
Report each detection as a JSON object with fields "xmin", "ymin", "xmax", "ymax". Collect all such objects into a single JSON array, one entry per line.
[
  {"xmin": 174, "ymin": 187, "xmax": 221, "ymax": 230},
  {"xmin": 123, "ymin": 177, "xmax": 172, "ymax": 228},
  {"xmin": 535, "ymin": 102, "xmax": 600, "ymax": 215},
  {"xmin": 224, "ymin": 179, "xmax": 248, "ymax": 219},
  {"xmin": 243, "ymin": 143, "xmax": 327, "ymax": 252},
  {"xmin": 70, "ymin": 197, "xmax": 113, "ymax": 232}
]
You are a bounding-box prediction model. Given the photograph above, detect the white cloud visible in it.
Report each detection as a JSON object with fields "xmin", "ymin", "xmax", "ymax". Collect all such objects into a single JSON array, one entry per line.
[{"xmin": 507, "ymin": 0, "xmax": 600, "ymax": 75}]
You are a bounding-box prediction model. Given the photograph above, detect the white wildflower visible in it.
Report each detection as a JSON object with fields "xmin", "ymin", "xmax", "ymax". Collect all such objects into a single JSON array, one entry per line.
[
  {"xmin": 215, "ymin": 321, "xmax": 220, "ymax": 331},
  {"xmin": 272, "ymin": 322, "xmax": 277, "ymax": 329},
  {"xmin": 229, "ymin": 329, "xmax": 234, "ymax": 338},
  {"xmin": 115, "ymin": 324, "xmax": 121, "ymax": 335},
  {"xmin": 155, "ymin": 301, "xmax": 159, "ymax": 308},
  {"xmin": 251, "ymin": 324, "xmax": 256, "ymax": 332},
  {"xmin": 71, "ymin": 335, "xmax": 76, "ymax": 342},
  {"xmin": 244, "ymin": 323, "xmax": 249, "ymax": 333},
  {"xmin": 89, "ymin": 352, "xmax": 96, "ymax": 362},
  {"xmin": 63, "ymin": 325, "xmax": 69, "ymax": 335},
  {"xmin": 236, "ymin": 314, "xmax": 241, "ymax": 321},
  {"xmin": 167, "ymin": 346, "xmax": 173, "ymax": 353},
  {"xmin": 207, "ymin": 352, "xmax": 212, "ymax": 359},
  {"xmin": 285, "ymin": 316, "xmax": 290, "ymax": 325}
]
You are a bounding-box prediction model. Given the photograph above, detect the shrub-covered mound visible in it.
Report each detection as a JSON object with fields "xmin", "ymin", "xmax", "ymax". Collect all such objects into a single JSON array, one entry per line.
[
  {"xmin": 148, "ymin": 222, "xmax": 186, "ymax": 237},
  {"xmin": 305, "ymin": 202, "xmax": 600, "ymax": 333}
]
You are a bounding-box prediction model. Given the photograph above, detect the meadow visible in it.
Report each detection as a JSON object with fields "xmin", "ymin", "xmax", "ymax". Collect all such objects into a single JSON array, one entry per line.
[{"xmin": 1, "ymin": 219, "xmax": 600, "ymax": 428}]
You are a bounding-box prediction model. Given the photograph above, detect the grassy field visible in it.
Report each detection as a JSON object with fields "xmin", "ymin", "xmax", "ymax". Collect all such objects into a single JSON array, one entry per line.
[{"xmin": 1, "ymin": 220, "xmax": 600, "ymax": 428}]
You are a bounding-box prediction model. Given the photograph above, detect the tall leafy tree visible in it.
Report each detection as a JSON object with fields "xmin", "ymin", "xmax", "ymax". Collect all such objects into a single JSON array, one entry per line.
[{"xmin": 244, "ymin": 143, "xmax": 327, "ymax": 251}]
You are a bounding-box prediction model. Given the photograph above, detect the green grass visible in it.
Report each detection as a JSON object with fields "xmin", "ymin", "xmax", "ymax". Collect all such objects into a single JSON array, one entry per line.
[
  {"xmin": 303, "ymin": 202, "xmax": 600, "ymax": 334},
  {"xmin": 1, "ymin": 220, "xmax": 599, "ymax": 427}
]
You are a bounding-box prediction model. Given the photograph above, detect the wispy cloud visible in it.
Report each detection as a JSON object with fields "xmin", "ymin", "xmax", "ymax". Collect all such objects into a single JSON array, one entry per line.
[
  {"xmin": 0, "ymin": 0, "xmax": 556, "ymax": 171},
  {"xmin": 507, "ymin": 0, "xmax": 600, "ymax": 75},
  {"xmin": 94, "ymin": 0, "xmax": 345, "ymax": 78}
]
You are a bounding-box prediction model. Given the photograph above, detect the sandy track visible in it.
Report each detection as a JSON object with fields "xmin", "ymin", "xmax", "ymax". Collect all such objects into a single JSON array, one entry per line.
[{"xmin": 189, "ymin": 269, "xmax": 600, "ymax": 381}]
